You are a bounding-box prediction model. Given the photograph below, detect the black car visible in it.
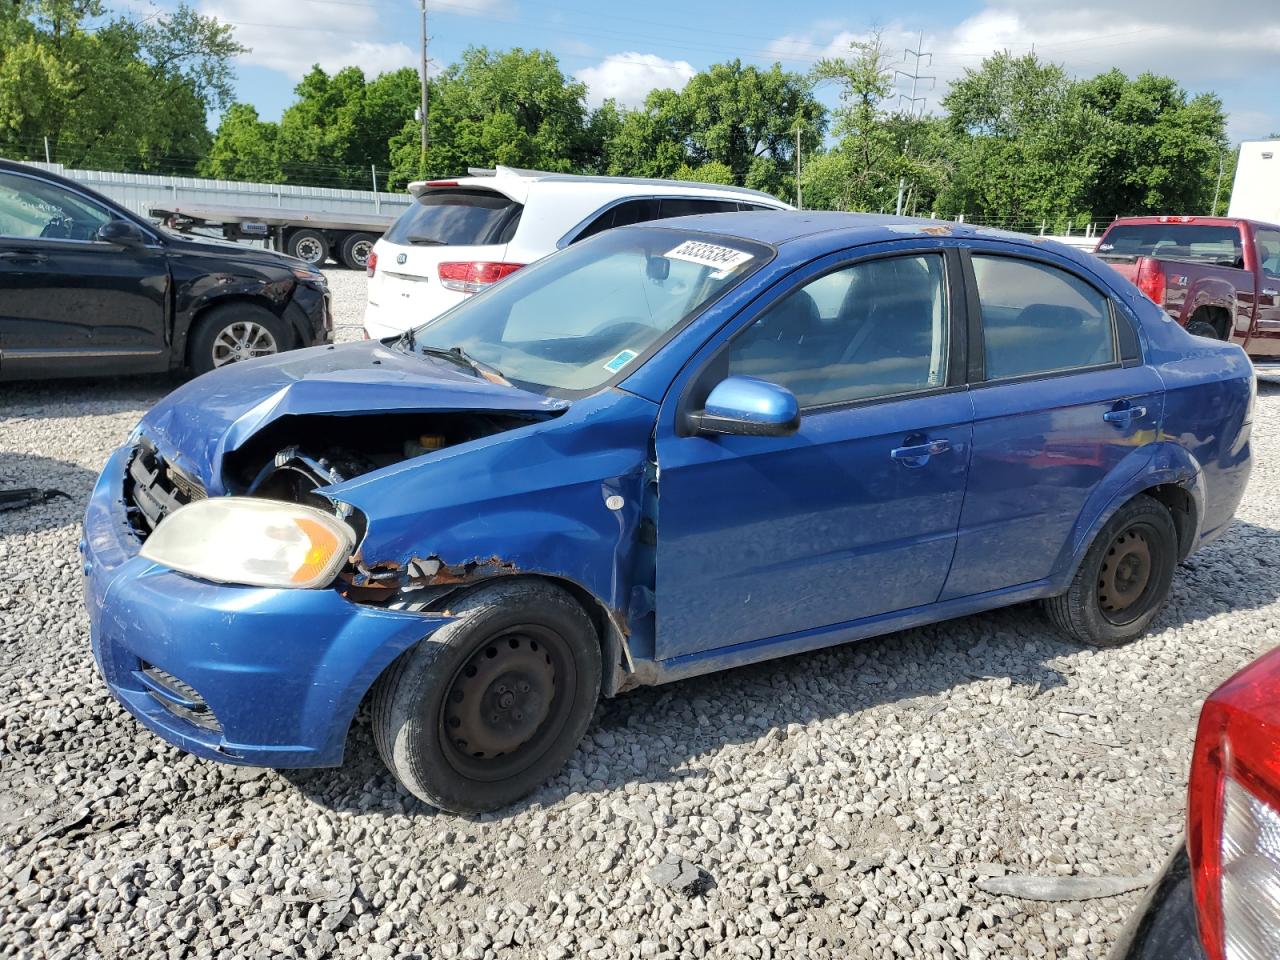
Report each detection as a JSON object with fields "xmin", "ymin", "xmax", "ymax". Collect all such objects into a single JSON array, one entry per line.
[
  {"xmin": 1110, "ymin": 645, "xmax": 1280, "ymax": 960},
  {"xmin": 0, "ymin": 160, "xmax": 331, "ymax": 380}
]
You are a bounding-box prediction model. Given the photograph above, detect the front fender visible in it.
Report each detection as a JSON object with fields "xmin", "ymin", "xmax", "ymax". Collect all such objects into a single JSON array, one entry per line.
[{"xmin": 1053, "ymin": 440, "xmax": 1204, "ymax": 590}]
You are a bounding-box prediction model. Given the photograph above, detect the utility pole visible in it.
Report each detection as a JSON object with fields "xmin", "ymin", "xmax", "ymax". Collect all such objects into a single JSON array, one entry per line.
[
  {"xmin": 793, "ymin": 118, "xmax": 804, "ymax": 210},
  {"xmin": 1213, "ymin": 149, "xmax": 1226, "ymax": 215},
  {"xmin": 419, "ymin": 0, "xmax": 429, "ymax": 173},
  {"xmin": 894, "ymin": 32, "xmax": 934, "ymax": 217}
]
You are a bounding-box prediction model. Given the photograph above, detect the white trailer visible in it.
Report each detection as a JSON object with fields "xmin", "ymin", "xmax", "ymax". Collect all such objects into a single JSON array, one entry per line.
[
  {"xmin": 1228, "ymin": 141, "xmax": 1280, "ymax": 226},
  {"xmin": 12, "ymin": 161, "xmax": 411, "ymax": 269}
]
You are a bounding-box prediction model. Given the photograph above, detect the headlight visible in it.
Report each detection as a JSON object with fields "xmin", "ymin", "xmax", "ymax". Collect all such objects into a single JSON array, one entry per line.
[
  {"xmin": 292, "ymin": 266, "xmax": 326, "ymax": 284},
  {"xmin": 139, "ymin": 497, "xmax": 355, "ymax": 589}
]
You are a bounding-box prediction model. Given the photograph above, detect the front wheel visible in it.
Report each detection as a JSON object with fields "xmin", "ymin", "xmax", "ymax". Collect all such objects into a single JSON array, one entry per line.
[
  {"xmin": 372, "ymin": 580, "xmax": 601, "ymax": 813},
  {"xmin": 188, "ymin": 303, "xmax": 292, "ymax": 376},
  {"xmin": 1043, "ymin": 494, "xmax": 1178, "ymax": 647}
]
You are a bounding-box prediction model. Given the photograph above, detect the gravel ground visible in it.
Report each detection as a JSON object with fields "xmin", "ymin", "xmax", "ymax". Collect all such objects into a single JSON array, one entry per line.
[{"xmin": 2, "ymin": 268, "xmax": 1278, "ymax": 960}]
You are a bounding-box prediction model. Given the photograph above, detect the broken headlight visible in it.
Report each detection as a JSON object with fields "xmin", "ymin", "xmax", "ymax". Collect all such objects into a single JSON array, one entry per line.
[{"xmin": 139, "ymin": 497, "xmax": 355, "ymax": 589}]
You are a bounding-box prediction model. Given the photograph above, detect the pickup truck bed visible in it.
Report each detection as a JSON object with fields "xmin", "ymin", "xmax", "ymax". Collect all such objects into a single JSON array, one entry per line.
[{"xmin": 1093, "ymin": 216, "xmax": 1280, "ymax": 363}]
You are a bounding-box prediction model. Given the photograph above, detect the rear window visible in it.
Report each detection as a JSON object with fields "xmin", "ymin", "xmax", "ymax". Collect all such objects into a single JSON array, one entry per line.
[
  {"xmin": 384, "ymin": 188, "xmax": 521, "ymax": 247},
  {"xmin": 1098, "ymin": 224, "xmax": 1244, "ymax": 267}
]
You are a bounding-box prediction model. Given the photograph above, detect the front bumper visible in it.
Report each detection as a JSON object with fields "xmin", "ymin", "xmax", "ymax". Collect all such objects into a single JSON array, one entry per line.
[
  {"xmin": 82, "ymin": 445, "xmax": 447, "ymax": 767},
  {"xmin": 288, "ymin": 281, "xmax": 333, "ymax": 346},
  {"xmin": 1109, "ymin": 846, "xmax": 1206, "ymax": 960}
]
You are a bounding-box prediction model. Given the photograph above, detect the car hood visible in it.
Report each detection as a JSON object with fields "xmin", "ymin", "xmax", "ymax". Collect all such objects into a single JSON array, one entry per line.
[{"xmin": 138, "ymin": 340, "xmax": 568, "ymax": 493}]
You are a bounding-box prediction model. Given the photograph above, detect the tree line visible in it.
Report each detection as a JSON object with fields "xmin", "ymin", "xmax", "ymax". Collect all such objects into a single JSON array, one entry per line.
[{"xmin": 2, "ymin": 3, "xmax": 1237, "ymax": 231}]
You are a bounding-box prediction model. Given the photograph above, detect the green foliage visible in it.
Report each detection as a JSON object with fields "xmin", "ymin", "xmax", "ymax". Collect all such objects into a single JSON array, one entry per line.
[{"xmin": 0, "ymin": 1, "xmax": 243, "ymax": 172}]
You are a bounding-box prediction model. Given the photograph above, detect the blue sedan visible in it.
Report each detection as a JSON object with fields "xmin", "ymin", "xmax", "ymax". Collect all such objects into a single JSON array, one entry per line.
[{"xmin": 82, "ymin": 213, "xmax": 1254, "ymax": 812}]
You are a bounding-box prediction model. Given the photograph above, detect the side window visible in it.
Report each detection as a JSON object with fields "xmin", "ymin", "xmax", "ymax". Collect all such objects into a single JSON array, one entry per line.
[
  {"xmin": 572, "ymin": 198, "xmax": 658, "ymax": 243},
  {"xmin": 0, "ymin": 172, "xmax": 114, "ymax": 242},
  {"xmin": 725, "ymin": 254, "xmax": 949, "ymax": 407},
  {"xmin": 659, "ymin": 198, "xmax": 739, "ymax": 219},
  {"xmin": 973, "ymin": 255, "xmax": 1116, "ymax": 380},
  {"xmin": 1256, "ymin": 228, "xmax": 1280, "ymax": 280}
]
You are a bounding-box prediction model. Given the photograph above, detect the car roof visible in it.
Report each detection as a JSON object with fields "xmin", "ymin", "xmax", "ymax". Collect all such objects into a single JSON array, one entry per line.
[{"xmin": 408, "ymin": 165, "xmax": 790, "ymax": 207}]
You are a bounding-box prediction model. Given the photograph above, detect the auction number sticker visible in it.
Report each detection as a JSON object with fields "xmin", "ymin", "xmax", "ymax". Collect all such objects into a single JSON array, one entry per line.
[
  {"xmin": 604, "ymin": 349, "xmax": 639, "ymax": 373},
  {"xmin": 664, "ymin": 240, "xmax": 753, "ymax": 278}
]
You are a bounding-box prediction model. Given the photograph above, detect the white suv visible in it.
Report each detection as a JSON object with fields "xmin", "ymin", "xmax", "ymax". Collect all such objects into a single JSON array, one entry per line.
[{"xmin": 362, "ymin": 166, "xmax": 791, "ymax": 339}]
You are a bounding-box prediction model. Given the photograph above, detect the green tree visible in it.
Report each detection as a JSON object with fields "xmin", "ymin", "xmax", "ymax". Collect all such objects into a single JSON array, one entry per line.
[
  {"xmin": 199, "ymin": 103, "xmax": 283, "ymax": 182},
  {"xmin": 0, "ymin": 1, "xmax": 242, "ymax": 171},
  {"xmin": 1078, "ymin": 70, "xmax": 1228, "ymax": 216}
]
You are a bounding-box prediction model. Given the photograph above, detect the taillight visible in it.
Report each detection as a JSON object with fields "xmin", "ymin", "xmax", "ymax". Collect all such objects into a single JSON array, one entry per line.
[
  {"xmin": 437, "ymin": 261, "xmax": 523, "ymax": 294},
  {"xmin": 1134, "ymin": 257, "xmax": 1166, "ymax": 304},
  {"xmin": 366, "ymin": 249, "xmax": 378, "ymax": 278},
  {"xmin": 1187, "ymin": 646, "xmax": 1280, "ymax": 960}
]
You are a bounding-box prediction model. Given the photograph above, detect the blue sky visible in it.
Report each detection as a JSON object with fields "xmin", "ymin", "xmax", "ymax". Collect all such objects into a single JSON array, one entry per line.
[{"xmin": 125, "ymin": 0, "xmax": 1280, "ymax": 142}]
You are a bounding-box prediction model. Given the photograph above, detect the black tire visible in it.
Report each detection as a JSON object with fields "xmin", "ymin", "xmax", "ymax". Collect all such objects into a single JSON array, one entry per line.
[
  {"xmin": 1187, "ymin": 319, "xmax": 1221, "ymax": 340},
  {"xmin": 188, "ymin": 303, "xmax": 293, "ymax": 376},
  {"xmin": 1043, "ymin": 494, "xmax": 1178, "ymax": 647},
  {"xmin": 339, "ymin": 232, "xmax": 377, "ymax": 271},
  {"xmin": 287, "ymin": 228, "xmax": 329, "ymax": 266},
  {"xmin": 372, "ymin": 579, "xmax": 601, "ymax": 814}
]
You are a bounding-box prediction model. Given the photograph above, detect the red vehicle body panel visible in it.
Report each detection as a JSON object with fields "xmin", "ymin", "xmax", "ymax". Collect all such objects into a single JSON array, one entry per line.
[{"xmin": 1095, "ymin": 216, "xmax": 1280, "ymax": 363}]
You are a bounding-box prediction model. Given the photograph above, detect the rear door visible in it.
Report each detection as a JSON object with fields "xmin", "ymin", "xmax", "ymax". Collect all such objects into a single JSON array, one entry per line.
[
  {"xmin": 1247, "ymin": 225, "xmax": 1280, "ymax": 358},
  {"xmin": 941, "ymin": 248, "xmax": 1164, "ymax": 600},
  {"xmin": 369, "ymin": 187, "xmax": 522, "ymax": 329},
  {"xmin": 0, "ymin": 169, "xmax": 169, "ymax": 379}
]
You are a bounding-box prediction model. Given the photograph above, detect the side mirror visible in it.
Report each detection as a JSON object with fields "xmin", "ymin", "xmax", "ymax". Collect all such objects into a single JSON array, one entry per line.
[
  {"xmin": 688, "ymin": 376, "xmax": 800, "ymax": 438},
  {"xmin": 97, "ymin": 219, "xmax": 147, "ymax": 249}
]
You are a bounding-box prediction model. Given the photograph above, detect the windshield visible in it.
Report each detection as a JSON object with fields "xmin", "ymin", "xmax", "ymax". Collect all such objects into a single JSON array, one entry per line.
[
  {"xmin": 399, "ymin": 227, "xmax": 771, "ymax": 394},
  {"xmin": 384, "ymin": 188, "xmax": 521, "ymax": 246}
]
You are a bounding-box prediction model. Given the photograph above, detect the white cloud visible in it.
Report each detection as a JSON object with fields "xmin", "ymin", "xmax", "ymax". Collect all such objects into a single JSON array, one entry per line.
[
  {"xmin": 769, "ymin": 2, "xmax": 1280, "ymax": 139},
  {"xmin": 575, "ymin": 53, "xmax": 696, "ymax": 109},
  {"xmin": 199, "ymin": 0, "xmax": 416, "ymax": 80}
]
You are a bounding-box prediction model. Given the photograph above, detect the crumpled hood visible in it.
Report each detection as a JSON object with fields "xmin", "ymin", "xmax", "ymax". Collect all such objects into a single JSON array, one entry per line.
[{"xmin": 139, "ymin": 340, "xmax": 567, "ymax": 493}]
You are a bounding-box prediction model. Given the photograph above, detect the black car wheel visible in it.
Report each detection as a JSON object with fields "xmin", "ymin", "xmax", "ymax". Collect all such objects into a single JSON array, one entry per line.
[
  {"xmin": 189, "ymin": 303, "xmax": 293, "ymax": 376},
  {"xmin": 372, "ymin": 579, "xmax": 601, "ymax": 814},
  {"xmin": 288, "ymin": 229, "xmax": 328, "ymax": 266},
  {"xmin": 1043, "ymin": 494, "xmax": 1178, "ymax": 646},
  {"xmin": 1186, "ymin": 320, "xmax": 1220, "ymax": 340},
  {"xmin": 340, "ymin": 233, "xmax": 377, "ymax": 271}
]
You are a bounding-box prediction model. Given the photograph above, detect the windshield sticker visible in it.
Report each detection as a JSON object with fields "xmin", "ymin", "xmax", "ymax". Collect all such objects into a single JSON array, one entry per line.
[
  {"xmin": 664, "ymin": 240, "xmax": 753, "ymax": 278},
  {"xmin": 604, "ymin": 349, "xmax": 639, "ymax": 374}
]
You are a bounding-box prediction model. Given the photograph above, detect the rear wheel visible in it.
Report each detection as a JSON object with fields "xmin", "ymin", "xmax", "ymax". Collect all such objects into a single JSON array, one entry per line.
[
  {"xmin": 1187, "ymin": 319, "xmax": 1220, "ymax": 339},
  {"xmin": 1043, "ymin": 494, "xmax": 1178, "ymax": 647},
  {"xmin": 372, "ymin": 579, "xmax": 601, "ymax": 813},
  {"xmin": 339, "ymin": 233, "xmax": 377, "ymax": 271},
  {"xmin": 287, "ymin": 228, "xmax": 328, "ymax": 266},
  {"xmin": 188, "ymin": 303, "xmax": 292, "ymax": 376}
]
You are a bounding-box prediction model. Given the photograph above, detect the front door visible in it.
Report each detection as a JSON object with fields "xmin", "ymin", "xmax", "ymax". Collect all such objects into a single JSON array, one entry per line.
[
  {"xmin": 0, "ymin": 170, "xmax": 168, "ymax": 379},
  {"xmin": 941, "ymin": 250, "xmax": 1165, "ymax": 599},
  {"xmin": 653, "ymin": 248, "xmax": 974, "ymax": 661}
]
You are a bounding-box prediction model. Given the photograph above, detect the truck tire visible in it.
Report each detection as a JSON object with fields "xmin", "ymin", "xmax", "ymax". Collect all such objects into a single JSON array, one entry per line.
[
  {"xmin": 1187, "ymin": 319, "xmax": 1221, "ymax": 340},
  {"xmin": 339, "ymin": 233, "xmax": 377, "ymax": 271},
  {"xmin": 1042, "ymin": 494, "xmax": 1177, "ymax": 647},
  {"xmin": 188, "ymin": 302, "xmax": 293, "ymax": 376},
  {"xmin": 287, "ymin": 229, "xmax": 328, "ymax": 266},
  {"xmin": 372, "ymin": 579, "xmax": 601, "ymax": 813}
]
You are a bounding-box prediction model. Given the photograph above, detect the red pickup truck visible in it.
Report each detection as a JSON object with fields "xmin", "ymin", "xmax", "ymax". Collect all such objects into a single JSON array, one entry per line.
[{"xmin": 1094, "ymin": 216, "xmax": 1280, "ymax": 367}]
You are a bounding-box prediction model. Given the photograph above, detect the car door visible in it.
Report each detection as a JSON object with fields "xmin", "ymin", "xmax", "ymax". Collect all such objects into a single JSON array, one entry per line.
[
  {"xmin": 0, "ymin": 169, "xmax": 169, "ymax": 379},
  {"xmin": 653, "ymin": 245, "xmax": 974, "ymax": 661},
  {"xmin": 940, "ymin": 248, "xmax": 1165, "ymax": 600},
  {"xmin": 1247, "ymin": 225, "xmax": 1280, "ymax": 357}
]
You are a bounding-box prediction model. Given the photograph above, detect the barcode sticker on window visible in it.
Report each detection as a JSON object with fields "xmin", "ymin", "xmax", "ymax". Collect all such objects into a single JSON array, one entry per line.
[{"xmin": 664, "ymin": 240, "xmax": 753, "ymax": 278}]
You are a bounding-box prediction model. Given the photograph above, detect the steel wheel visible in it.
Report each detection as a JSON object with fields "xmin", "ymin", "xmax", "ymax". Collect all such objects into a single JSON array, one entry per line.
[
  {"xmin": 210, "ymin": 321, "xmax": 280, "ymax": 368},
  {"xmin": 1097, "ymin": 524, "xmax": 1157, "ymax": 625},
  {"xmin": 438, "ymin": 624, "xmax": 576, "ymax": 783},
  {"xmin": 293, "ymin": 235, "xmax": 325, "ymax": 264},
  {"xmin": 349, "ymin": 238, "xmax": 374, "ymax": 267}
]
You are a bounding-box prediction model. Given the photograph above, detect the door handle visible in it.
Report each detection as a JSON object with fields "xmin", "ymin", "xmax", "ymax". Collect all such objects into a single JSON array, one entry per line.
[
  {"xmin": 891, "ymin": 438, "xmax": 951, "ymax": 466},
  {"xmin": 1103, "ymin": 405, "xmax": 1146, "ymax": 425}
]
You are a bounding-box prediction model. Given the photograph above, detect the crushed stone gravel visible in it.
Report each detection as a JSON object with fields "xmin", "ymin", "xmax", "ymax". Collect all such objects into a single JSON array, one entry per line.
[{"xmin": 2, "ymin": 268, "xmax": 1277, "ymax": 959}]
